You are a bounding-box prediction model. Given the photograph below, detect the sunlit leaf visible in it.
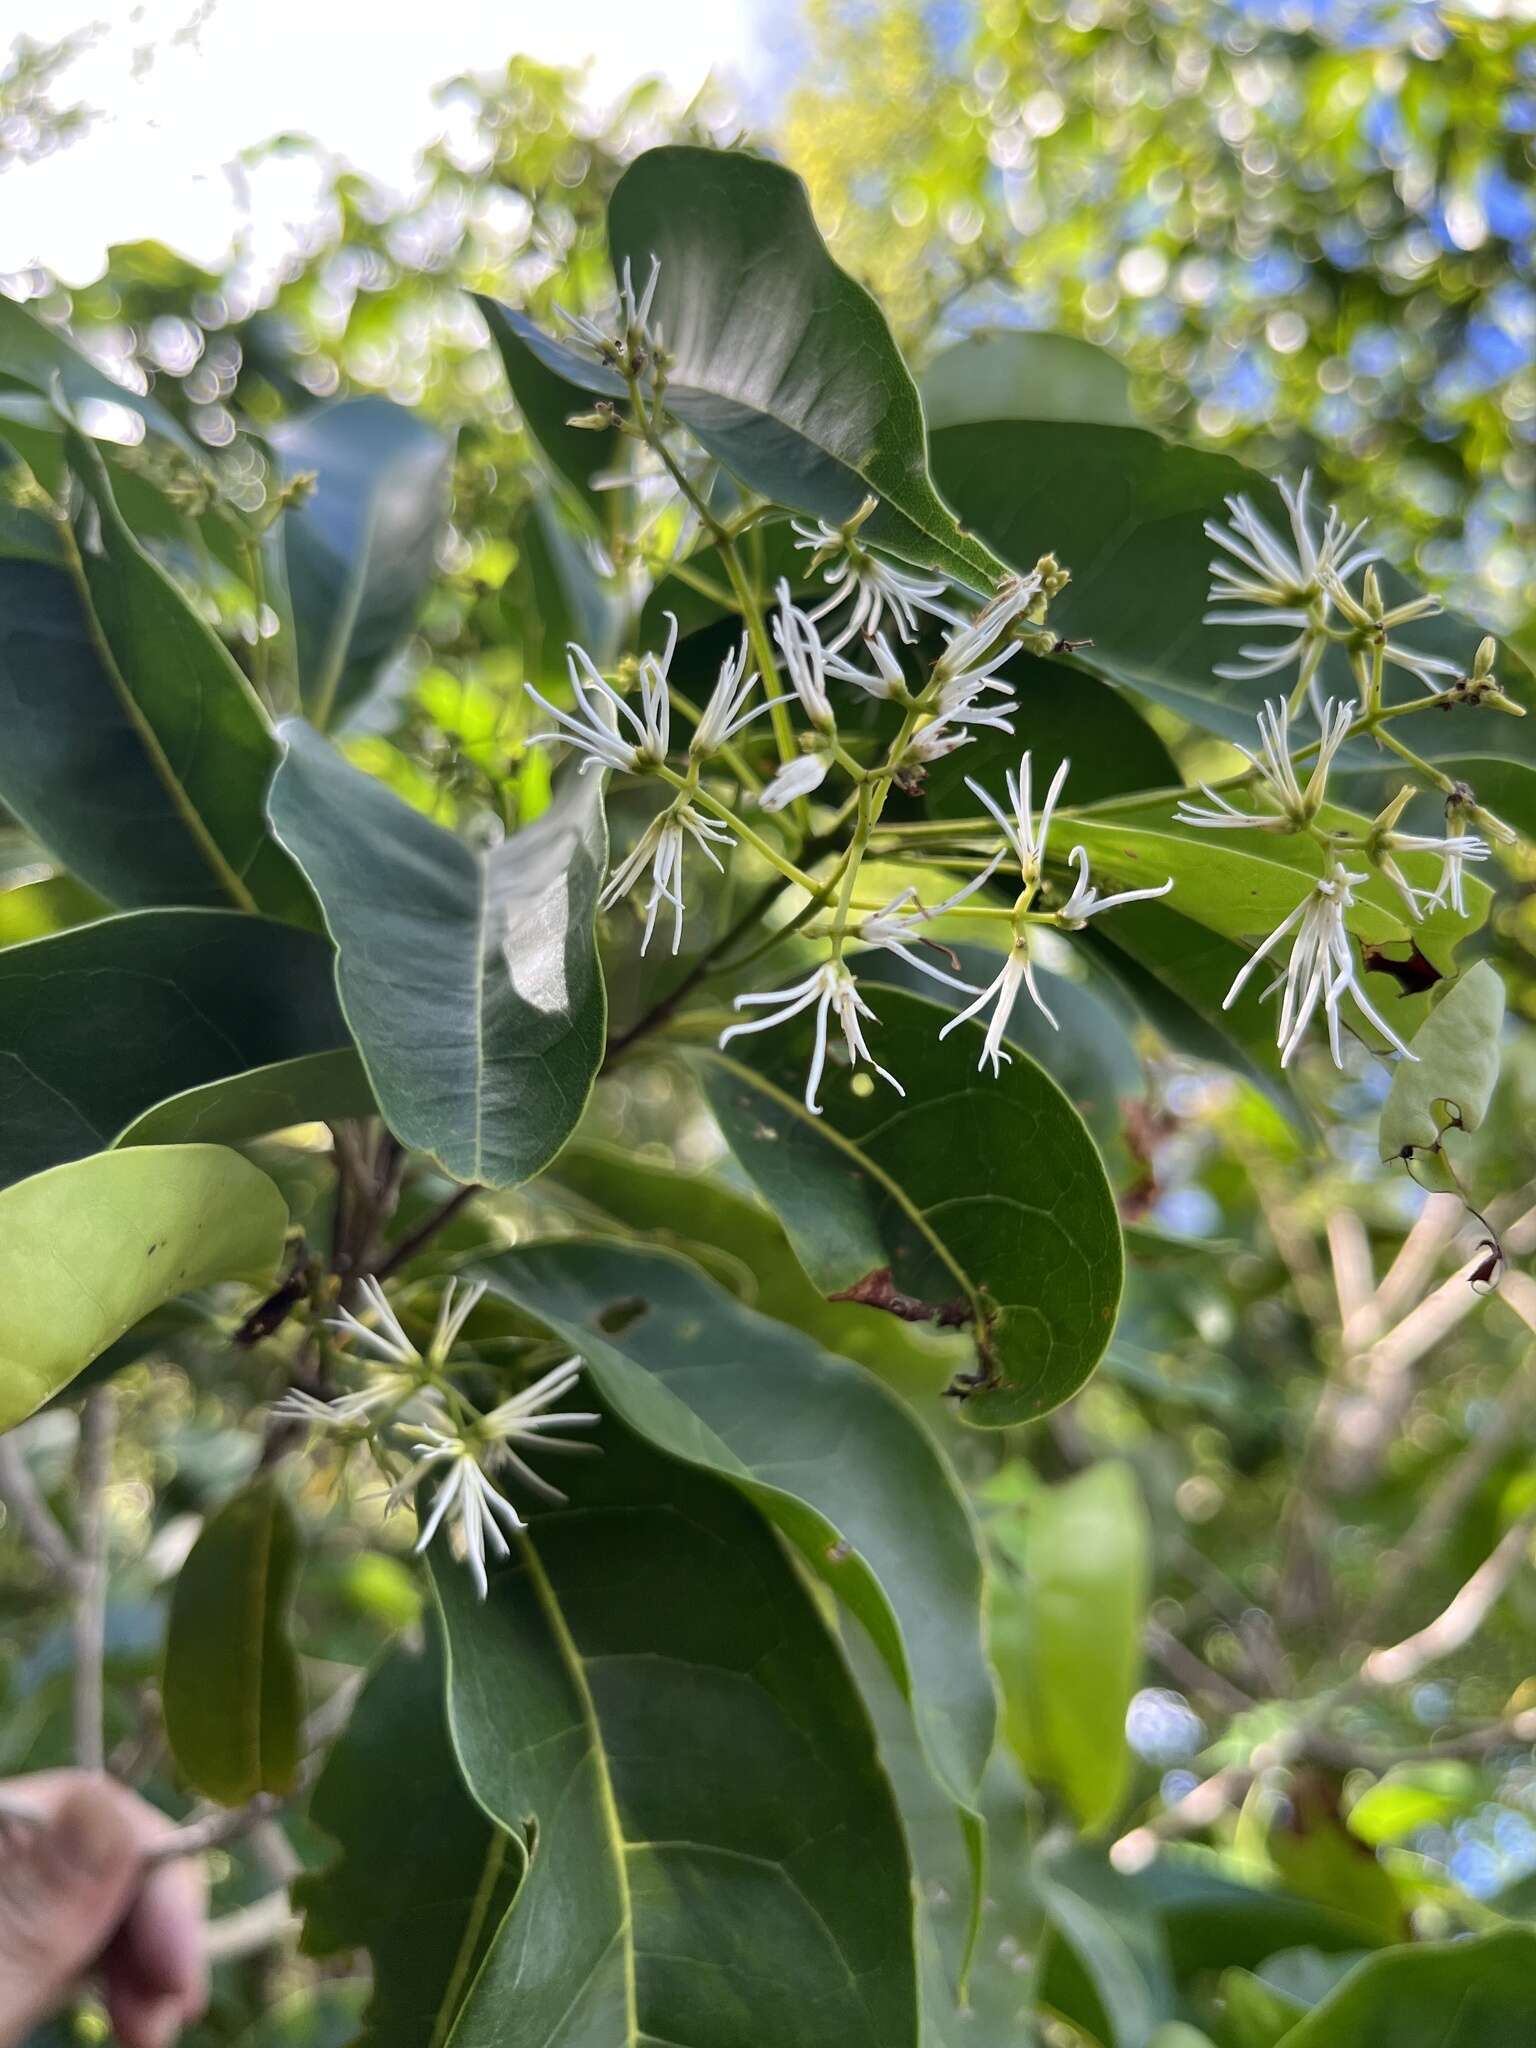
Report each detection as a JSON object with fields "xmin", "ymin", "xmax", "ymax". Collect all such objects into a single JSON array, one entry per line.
[{"xmin": 1379, "ymin": 960, "xmax": 1505, "ymax": 1161}]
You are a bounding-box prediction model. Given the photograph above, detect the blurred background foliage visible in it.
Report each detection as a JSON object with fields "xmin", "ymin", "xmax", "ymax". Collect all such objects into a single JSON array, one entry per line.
[{"xmin": 5, "ymin": 6, "xmax": 1536, "ymax": 2043}]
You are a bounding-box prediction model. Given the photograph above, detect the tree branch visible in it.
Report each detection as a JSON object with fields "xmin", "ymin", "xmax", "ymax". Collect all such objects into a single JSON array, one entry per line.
[
  {"xmin": 1365, "ymin": 1506, "xmax": 1536, "ymax": 1687},
  {"xmin": 72, "ymin": 1389, "xmax": 115, "ymax": 1774},
  {"xmin": 0, "ymin": 1429, "xmax": 78, "ymax": 1580}
]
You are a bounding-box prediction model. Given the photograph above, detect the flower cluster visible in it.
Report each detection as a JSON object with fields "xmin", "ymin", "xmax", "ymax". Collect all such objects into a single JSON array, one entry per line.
[{"xmin": 276, "ymin": 1276, "xmax": 598, "ymax": 1599}]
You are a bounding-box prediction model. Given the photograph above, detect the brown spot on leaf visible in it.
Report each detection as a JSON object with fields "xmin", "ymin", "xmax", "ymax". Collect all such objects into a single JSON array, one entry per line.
[
  {"xmin": 828, "ymin": 1266, "xmax": 973, "ymax": 1328},
  {"xmin": 594, "ymin": 1295, "xmax": 648, "ymax": 1337}
]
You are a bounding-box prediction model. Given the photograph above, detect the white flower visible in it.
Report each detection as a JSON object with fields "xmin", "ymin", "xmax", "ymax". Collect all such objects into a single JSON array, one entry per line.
[
  {"xmin": 759, "ymin": 750, "xmax": 830, "ymax": 813},
  {"xmin": 1206, "ymin": 472, "xmax": 1373, "ymax": 613},
  {"xmin": 1174, "ymin": 697, "xmax": 1353, "ymax": 833},
  {"xmin": 857, "ymin": 858, "xmax": 1004, "ymax": 992},
  {"xmin": 1205, "ymin": 473, "xmax": 1373, "ymax": 689},
  {"xmin": 967, "ymin": 751, "xmax": 1070, "ymax": 888},
  {"xmin": 389, "ymin": 1356, "xmax": 599, "ymax": 1600},
  {"xmin": 939, "ymin": 939, "xmax": 1058, "ymax": 1075},
  {"xmin": 1056, "ymin": 847, "xmax": 1173, "ymax": 927},
  {"xmin": 689, "ymin": 636, "xmax": 783, "ymax": 758},
  {"xmin": 904, "ymin": 694, "xmax": 1017, "ymax": 765},
  {"xmin": 1389, "ymin": 826, "xmax": 1490, "ymax": 919},
  {"xmin": 271, "ymin": 1376, "xmax": 443, "ymax": 1433},
  {"xmin": 936, "ymin": 570, "xmax": 1045, "ymax": 678},
  {"xmin": 719, "ymin": 961, "xmax": 902, "ymax": 1113},
  {"xmin": 1222, "ymin": 859, "xmax": 1416, "ymax": 1069},
  {"xmin": 599, "ymin": 801, "xmax": 733, "ymax": 955},
  {"xmin": 327, "ymin": 1274, "xmax": 419, "ymax": 1370},
  {"xmin": 526, "ymin": 621, "xmax": 675, "ymax": 774},
  {"xmin": 772, "ymin": 581, "xmax": 835, "ymax": 730},
  {"xmin": 792, "ymin": 513, "xmax": 954, "ymax": 651},
  {"xmin": 559, "ymin": 253, "xmax": 663, "ymax": 373},
  {"xmin": 823, "ymin": 632, "xmax": 909, "ymax": 700}
]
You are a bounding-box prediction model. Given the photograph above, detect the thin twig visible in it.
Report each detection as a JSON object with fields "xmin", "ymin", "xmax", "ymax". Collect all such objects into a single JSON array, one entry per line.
[
  {"xmin": 1365, "ymin": 1506, "xmax": 1536, "ymax": 1687},
  {"xmin": 203, "ymin": 1890, "xmax": 301, "ymax": 1963},
  {"xmin": 0, "ymin": 1430, "xmax": 78, "ymax": 1579},
  {"xmin": 1144, "ymin": 1620, "xmax": 1257, "ymax": 1717},
  {"xmin": 373, "ymin": 1183, "xmax": 482, "ymax": 1282},
  {"xmin": 73, "ymin": 1390, "xmax": 115, "ymax": 1775}
]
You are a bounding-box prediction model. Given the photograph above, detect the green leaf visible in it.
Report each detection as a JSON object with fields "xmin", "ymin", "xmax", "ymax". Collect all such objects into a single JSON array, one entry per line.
[
  {"xmin": 920, "ymin": 330, "xmax": 1137, "ymax": 431},
  {"xmin": 270, "ymin": 397, "xmax": 454, "ymax": 729},
  {"xmin": 297, "ymin": 1631, "xmax": 521, "ymax": 2048},
  {"xmin": 0, "ymin": 909, "xmax": 351, "ymax": 1187},
  {"xmin": 118, "ymin": 1048, "xmax": 374, "ymax": 1149},
  {"xmin": 989, "ymin": 1462, "xmax": 1151, "ymax": 1833},
  {"xmin": 1274, "ymin": 1928, "xmax": 1536, "ymax": 2045},
  {"xmin": 494, "ymin": 144, "xmax": 1006, "ymax": 589},
  {"xmin": 266, "ymin": 721, "xmax": 606, "ymax": 1187},
  {"xmin": 1035, "ymin": 1848, "xmax": 1177, "ymax": 2048},
  {"xmin": 0, "ymin": 293, "xmax": 197, "ymax": 456},
  {"xmin": 0, "ymin": 1144, "xmax": 287, "ymax": 1430},
  {"xmin": 928, "ymin": 419, "xmax": 1536, "ymax": 832},
  {"xmin": 1380, "ymin": 960, "xmax": 1505, "ymax": 1161},
  {"xmin": 477, "ymin": 1234, "xmax": 994, "ymax": 1814},
  {"xmin": 0, "ymin": 446, "xmax": 308, "ymax": 917},
  {"xmin": 0, "ymin": 502, "xmax": 62, "ymax": 563},
  {"xmin": 697, "ymin": 984, "xmax": 1123, "ymax": 1425},
  {"xmin": 0, "ymin": 871, "xmax": 106, "ymax": 948},
  {"xmin": 163, "ymin": 1476, "xmax": 303, "ymax": 1806},
  {"xmin": 543, "ymin": 1139, "xmax": 964, "ymax": 1396},
  {"xmin": 477, "ymin": 294, "xmax": 621, "ymax": 524},
  {"xmin": 434, "ymin": 1402, "xmax": 919, "ymax": 2048}
]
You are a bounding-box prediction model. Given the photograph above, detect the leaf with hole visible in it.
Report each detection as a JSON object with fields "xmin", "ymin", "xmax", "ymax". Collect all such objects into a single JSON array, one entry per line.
[{"xmin": 1379, "ymin": 960, "xmax": 1505, "ymax": 1162}]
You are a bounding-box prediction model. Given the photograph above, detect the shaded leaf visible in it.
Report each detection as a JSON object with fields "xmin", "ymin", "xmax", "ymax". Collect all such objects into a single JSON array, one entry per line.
[
  {"xmin": 1275, "ymin": 1927, "xmax": 1536, "ymax": 2045},
  {"xmin": 697, "ymin": 985, "xmax": 1123, "ymax": 1424},
  {"xmin": 477, "ymin": 294, "xmax": 621, "ymax": 523},
  {"xmin": 0, "ymin": 293, "xmax": 197, "ymax": 455},
  {"xmin": 1379, "ymin": 960, "xmax": 1505, "ymax": 1161},
  {"xmin": 477, "ymin": 1233, "xmax": 994, "ymax": 1812},
  {"xmin": 297, "ymin": 1631, "xmax": 521, "ymax": 2048},
  {"xmin": 989, "ymin": 1462, "xmax": 1151, "ymax": 1833},
  {"xmin": 921, "ymin": 329, "xmax": 1137, "ymax": 431},
  {"xmin": 0, "ymin": 909, "xmax": 350, "ymax": 1187},
  {"xmin": 0, "ymin": 1144, "xmax": 287, "ymax": 1430},
  {"xmin": 118, "ymin": 1047, "xmax": 374, "ymax": 1150},
  {"xmin": 0, "ymin": 443, "xmax": 307, "ymax": 917},
  {"xmin": 266, "ymin": 721, "xmax": 606, "ymax": 1187},
  {"xmin": 163, "ymin": 1477, "xmax": 303, "ymax": 1806},
  {"xmin": 270, "ymin": 397, "xmax": 454, "ymax": 729},
  {"xmin": 434, "ymin": 1401, "xmax": 919, "ymax": 2048}
]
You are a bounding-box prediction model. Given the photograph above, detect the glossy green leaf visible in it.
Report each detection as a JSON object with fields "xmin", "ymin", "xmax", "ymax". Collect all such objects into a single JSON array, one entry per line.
[
  {"xmin": 1275, "ymin": 1928, "xmax": 1536, "ymax": 2045},
  {"xmin": 163, "ymin": 1476, "xmax": 303, "ymax": 1806},
  {"xmin": 1035, "ymin": 1848, "xmax": 1177, "ymax": 2048},
  {"xmin": 270, "ymin": 397, "xmax": 454, "ymax": 728},
  {"xmin": 921, "ymin": 329, "xmax": 1137, "ymax": 431},
  {"xmin": 0, "ymin": 293, "xmax": 197, "ymax": 455},
  {"xmin": 0, "ymin": 871, "xmax": 106, "ymax": 948},
  {"xmin": 477, "ymin": 295, "xmax": 621, "ymax": 523},
  {"xmin": 990, "ymin": 1463, "xmax": 1151, "ymax": 1833},
  {"xmin": 0, "ymin": 1144, "xmax": 287, "ymax": 1430},
  {"xmin": 477, "ymin": 1233, "xmax": 993, "ymax": 1813},
  {"xmin": 298, "ymin": 1631, "xmax": 521, "ymax": 2048},
  {"xmin": 1380, "ymin": 960, "xmax": 1505, "ymax": 1162},
  {"xmin": 0, "ymin": 502, "xmax": 62, "ymax": 563},
  {"xmin": 266, "ymin": 721, "xmax": 606, "ymax": 1187},
  {"xmin": 494, "ymin": 145, "xmax": 1006, "ymax": 589},
  {"xmin": 0, "ymin": 444, "xmax": 307, "ymax": 917},
  {"xmin": 0, "ymin": 909, "xmax": 350, "ymax": 1187},
  {"xmin": 698, "ymin": 985, "xmax": 1123, "ymax": 1425},
  {"xmin": 929, "ymin": 419, "xmax": 1535, "ymax": 831},
  {"xmin": 434, "ymin": 1403, "xmax": 919, "ymax": 2048},
  {"xmin": 118, "ymin": 1048, "xmax": 374, "ymax": 1150}
]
